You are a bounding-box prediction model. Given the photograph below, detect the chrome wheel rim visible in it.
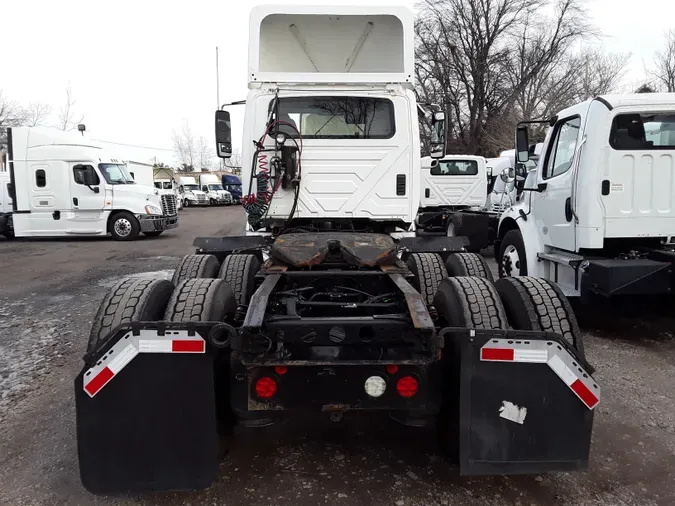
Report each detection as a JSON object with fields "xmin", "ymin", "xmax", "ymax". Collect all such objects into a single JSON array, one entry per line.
[
  {"xmin": 114, "ymin": 218, "xmax": 132, "ymax": 237},
  {"xmin": 502, "ymin": 245, "xmax": 522, "ymax": 276}
]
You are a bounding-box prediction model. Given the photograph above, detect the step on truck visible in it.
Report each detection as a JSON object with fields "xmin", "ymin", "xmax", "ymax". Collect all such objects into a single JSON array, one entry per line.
[
  {"xmin": 1, "ymin": 127, "xmax": 178, "ymax": 240},
  {"xmin": 75, "ymin": 5, "xmax": 600, "ymax": 494},
  {"xmin": 497, "ymin": 94, "xmax": 675, "ymax": 300}
]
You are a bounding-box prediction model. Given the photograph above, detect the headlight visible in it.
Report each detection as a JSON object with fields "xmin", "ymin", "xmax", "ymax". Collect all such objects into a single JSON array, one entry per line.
[{"xmin": 145, "ymin": 205, "xmax": 162, "ymax": 215}]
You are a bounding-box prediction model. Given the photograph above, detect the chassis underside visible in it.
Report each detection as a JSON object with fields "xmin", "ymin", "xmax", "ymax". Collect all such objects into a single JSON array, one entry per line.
[{"xmin": 75, "ymin": 232, "xmax": 600, "ymax": 494}]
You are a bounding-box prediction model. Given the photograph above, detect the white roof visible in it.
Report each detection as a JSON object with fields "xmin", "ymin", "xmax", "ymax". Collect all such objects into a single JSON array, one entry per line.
[
  {"xmin": 248, "ymin": 5, "xmax": 414, "ymax": 85},
  {"xmin": 597, "ymin": 93, "xmax": 675, "ymax": 109}
]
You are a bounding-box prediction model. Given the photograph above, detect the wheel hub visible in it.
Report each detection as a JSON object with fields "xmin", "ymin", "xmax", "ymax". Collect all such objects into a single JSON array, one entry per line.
[
  {"xmin": 502, "ymin": 245, "xmax": 521, "ymax": 276},
  {"xmin": 114, "ymin": 218, "xmax": 132, "ymax": 237}
]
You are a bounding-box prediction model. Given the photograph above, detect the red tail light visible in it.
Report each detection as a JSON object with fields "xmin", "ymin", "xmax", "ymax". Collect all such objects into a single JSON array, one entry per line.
[
  {"xmin": 385, "ymin": 364, "xmax": 399, "ymax": 374},
  {"xmin": 274, "ymin": 366, "xmax": 288, "ymax": 375},
  {"xmin": 396, "ymin": 376, "xmax": 418, "ymax": 398},
  {"xmin": 255, "ymin": 377, "xmax": 277, "ymax": 399}
]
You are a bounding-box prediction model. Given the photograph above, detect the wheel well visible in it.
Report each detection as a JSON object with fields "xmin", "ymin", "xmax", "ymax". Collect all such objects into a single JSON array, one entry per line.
[
  {"xmin": 497, "ymin": 217, "xmax": 519, "ymax": 241},
  {"xmin": 107, "ymin": 210, "xmax": 136, "ymax": 232}
]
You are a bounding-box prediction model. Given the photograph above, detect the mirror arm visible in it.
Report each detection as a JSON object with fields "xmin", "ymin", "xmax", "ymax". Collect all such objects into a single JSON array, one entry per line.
[{"xmin": 86, "ymin": 185, "xmax": 99, "ymax": 194}]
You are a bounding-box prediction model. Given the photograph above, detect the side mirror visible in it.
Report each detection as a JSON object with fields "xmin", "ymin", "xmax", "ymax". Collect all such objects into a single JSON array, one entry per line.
[
  {"xmin": 430, "ymin": 111, "xmax": 447, "ymax": 159},
  {"xmin": 179, "ymin": 185, "xmax": 184, "ymax": 193},
  {"xmin": 202, "ymin": 186, "xmax": 208, "ymax": 192},
  {"xmin": 500, "ymin": 167, "xmax": 515, "ymax": 183},
  {"xmin": 215, "ymin": 110, "xmax": 232, "ymax": 159},
  {"xmin": 486, "ymin": 166, "xmax": 493, "ymax": 177},
  {"xmin": 516, "ymin": 125, "xmax": 530, "ymax": 163}
]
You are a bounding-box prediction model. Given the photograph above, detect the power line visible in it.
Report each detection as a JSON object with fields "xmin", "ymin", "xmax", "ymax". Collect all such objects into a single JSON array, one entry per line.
[{"xmin": 92, "ymin": 138, "xmax": 174, "ymax": 152}]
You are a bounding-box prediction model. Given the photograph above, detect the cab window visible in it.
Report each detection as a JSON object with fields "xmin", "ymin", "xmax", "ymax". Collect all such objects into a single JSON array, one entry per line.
[
  {"xmin": 73, "ymin": 165, "xmax": 100, "ymax": 185},
  {"xmin": 543, "ymin": 116, "xmax": 580, "ymax": 179},
  {"xmin": 431, "ymin": 160, "xmax": 478, "ymax": 176},
  {"xmin": 611, "ymin": 113, "xmax": 675, "ymax": 150}
]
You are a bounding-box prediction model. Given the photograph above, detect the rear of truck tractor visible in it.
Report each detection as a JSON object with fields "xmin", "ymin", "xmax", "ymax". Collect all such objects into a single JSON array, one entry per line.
[{"xmin": 75, "ymin": 234, "xmax": 599, "ymax": 494}]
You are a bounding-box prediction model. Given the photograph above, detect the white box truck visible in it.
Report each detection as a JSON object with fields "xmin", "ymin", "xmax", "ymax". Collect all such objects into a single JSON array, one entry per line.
[
  {"xmin": 198, "ymin": 173, "xmax": 233, "ymax": 205},
  {"xmin": 0, "ymin": 127, "xmax": 178, "ymax": 240},
  {"xmin": 76, "ymin": 5, "xmax": 599, "ymax": 494},
  {"xmin": 178, "ymin": 175, "xmax": 209, "ymax": 207}
]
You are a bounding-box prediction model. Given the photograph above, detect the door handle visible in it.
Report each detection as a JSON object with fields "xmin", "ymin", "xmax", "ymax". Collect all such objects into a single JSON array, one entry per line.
[
  {"xmin": 425, "ymin": 188, "xmax": 430, "ymax": 198},
  {"xmin": 73, "ymin": 197, "xmax": 79, "ymax": 206}
]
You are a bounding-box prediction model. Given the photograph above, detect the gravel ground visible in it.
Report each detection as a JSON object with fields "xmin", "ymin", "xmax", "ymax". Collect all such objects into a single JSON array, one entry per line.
[{"xmin": 0, "ymin": 208, "xmax": 674, "ymax": 505}]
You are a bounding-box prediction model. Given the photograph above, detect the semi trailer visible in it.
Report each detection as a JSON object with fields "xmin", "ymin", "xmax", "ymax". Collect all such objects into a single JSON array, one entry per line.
[{"xmin": 75, "ymin": 5, "xmax": 599, "ymax": 494}]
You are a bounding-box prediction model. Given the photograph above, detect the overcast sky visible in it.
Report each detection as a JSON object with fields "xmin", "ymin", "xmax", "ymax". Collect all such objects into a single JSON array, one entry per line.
[{"xmin": 3, "ymin": 0, "xmax": 674, "ymax": 164}]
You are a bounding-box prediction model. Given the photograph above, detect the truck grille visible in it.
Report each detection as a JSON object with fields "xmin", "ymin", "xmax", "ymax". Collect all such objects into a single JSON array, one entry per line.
[
  {"xmin": 490, "ymin": 202, "xmax": 509, "ymax": 214},
  {"xmin": 161, "ymin": 194, "xmax": 177, "ymax": 216},
  {"xmin": 197, "ymin": 194, "xmax": 207, "ymax": 203}
]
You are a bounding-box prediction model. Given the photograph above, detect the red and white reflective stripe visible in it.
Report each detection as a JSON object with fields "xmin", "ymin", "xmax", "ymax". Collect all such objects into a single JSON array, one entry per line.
[
  {"xmin": 83, "ymin": 330, "xmax": 205, "ymax": 398},
  {"xmin": 480, "ymin": 339, "xmax": 600, "ymax": 410}
]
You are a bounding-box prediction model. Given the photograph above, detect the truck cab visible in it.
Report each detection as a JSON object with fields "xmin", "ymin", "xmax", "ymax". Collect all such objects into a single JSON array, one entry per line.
[
  {"xmin": 497, "ymin": 94, "xmax": 675, "ymax": 298},
  {"xmin": 221, "ymin": 174, "xmax": 242, "ymax": 204},
  {"xmin": 215, "ymin": 5, "xmax": 446, "ymax": 234},
  {"xmin": 1, "ymin": 127, "xmax": 178, "ymax": 240},
  {"xmin": 178, "ymin": 176, "xmax": 209, "ymax": 207},
  {"xmin": 198, "ymin": 173, "xmax": 232, "ymax": 205}
]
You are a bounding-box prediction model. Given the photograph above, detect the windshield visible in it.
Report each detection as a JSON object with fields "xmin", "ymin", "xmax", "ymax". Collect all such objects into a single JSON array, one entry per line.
[
  {"xmin": 183, "ymin": 184, "xmax": 200, "ymax": 191},
  {"xmin": 272, "ymin": 96, "xmax": 395, "ymax": 139},
  {"xmin": 208, "ymin": 184, "xmax": 224, "ymax": 191},
  {"xmin": 99, "ymin": 164, "xmax": 134, "ymax": 185}
]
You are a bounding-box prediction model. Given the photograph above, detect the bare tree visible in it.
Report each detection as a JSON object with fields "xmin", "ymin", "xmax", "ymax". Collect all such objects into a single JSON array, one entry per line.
[
  {"xmin": 57, "ymin": 85, "xmax": 85, "ymax": 131},
  {"xmin": 415, "ymin": 0, "xmax": 595, "ymax": 156},
  {"xmin": 172, "ymin": 121, "xmax": 197, "ymax": 169},
  {"xmin": 648, "ymin": 30, "xmax": 675, "ymax": 92},
  {"xmin": 0, "ymin": 90, "xmax": 27, "ymax": 151},
  {"xmin": 223, "ymin": 149, "xmax": 243, "ymax": 170},
  {"xmin": 197, "ymin": 136, "xmax": 215, "ymax": 171},
  {"xmin": 25, "ymin": 102, "xmax": 52, "ymax": 127}
]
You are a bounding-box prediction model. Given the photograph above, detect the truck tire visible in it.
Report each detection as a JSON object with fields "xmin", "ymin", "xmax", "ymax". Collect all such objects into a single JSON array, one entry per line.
[
  {"xmin": 171, "ymin": 254, "xmax": 220, "ymax": 286},
  {"xmin": 218, "ymin": 254, "xmax": 261, "ymax": 306},
  {"xmin": 87, "ymin": 277, "xmax": 174, "ymax": 354},
  {"xmin": 445, "ymin": 253, "xmax": 494, "ymax": 282},
  {"xmin": 109, "ymin": 211, "xmax": 140, "ymax": 241},
  {"xmin": 498, "ymin": 229, "xmax": 527, "ymax": 277},
  {"xmin": 406, "ymin": 253, "xmax": 448, "ymax": 306},
  {"xmin": 495, "ymin": 276, "xmax": 584, "ymax": 356},
  {"xmin": 164, "ymin": 278, "xmax": 236, "ymax": 322},
  {"xmin": 433, "ymin": 276, "xmax": 508, "ymax": 329}
]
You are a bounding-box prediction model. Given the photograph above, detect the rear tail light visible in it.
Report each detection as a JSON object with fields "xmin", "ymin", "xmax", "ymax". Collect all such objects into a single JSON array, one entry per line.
[
  {"xmin": 255, "ymin": 377, "xmax": 277, "ymax": 399},
  {"xmin": 274, "ymin": 366, "xmax": 288, "ymax": 375},
  {"xmin": 385, "ymin": 364, "xmax": 399, "ymax": 374},
  {"xmin": 396, "ymin": 376, "xmax": 418, "ymax": 398}
]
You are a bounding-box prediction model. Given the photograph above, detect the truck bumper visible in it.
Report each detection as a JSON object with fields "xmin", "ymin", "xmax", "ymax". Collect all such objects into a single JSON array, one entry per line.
[{"xmin": 137, "ymin": 214, "xmax": 179, "ymax": 233}]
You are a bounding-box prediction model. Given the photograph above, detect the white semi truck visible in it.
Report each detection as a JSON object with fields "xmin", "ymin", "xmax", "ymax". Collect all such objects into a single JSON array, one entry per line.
[
  {"xmin": 497, "ymin": 94, "xmax": 675, "ymax": 301},
  {"xmin": 76, "ymin": 5, "xmax": 599, "ymax": 494},
  {"xmin": 178, "ymin": 175, "xmax": 209, "ymax": 207},
  {"xmin": 198, "ymin": 173, "xmax": 233, "ymax": 205},
  {"xmin": 152, "ymin": 166, "xmax": 183, "ymax": 211},
  {"xmin": 0, "ymin": 127, "xmax": 178, "ymax": 240}
]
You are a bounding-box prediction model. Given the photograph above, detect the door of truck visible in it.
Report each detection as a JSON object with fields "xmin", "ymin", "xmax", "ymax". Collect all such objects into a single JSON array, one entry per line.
[
  {"xmin": 69, "ymin": 164, "xmax": 106, "ymax": 233},
  {"xmin": 532, "ymin": 116, "xmax": 581, "ymax": 251}
]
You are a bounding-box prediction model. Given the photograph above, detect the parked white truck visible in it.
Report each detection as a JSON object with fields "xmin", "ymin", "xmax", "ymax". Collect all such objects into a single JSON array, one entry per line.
[
  {"xmin": 497, "ymin": 94, "xmax": 675, "ymax": 300},
  {"xmin": 0, "ymin": 127, "xmax": 178, "ymax": 240},
  {"xmin": 178, "ymin": 176, "xmax": 209, "ymax": 207},
  {"xmin": 416, "ymin": 155, "xmax": 492, "ymax": 251},
  {"xmin": 152, "ymin": 166, "xmax": 183, "ymax": 211},
  {"xmin": 76, "ymin": 5, "xmax": 599, "ymax": 495},
  {"xmin": 198, "ymin": 173, "xmax": 233, "ymax": 205}
]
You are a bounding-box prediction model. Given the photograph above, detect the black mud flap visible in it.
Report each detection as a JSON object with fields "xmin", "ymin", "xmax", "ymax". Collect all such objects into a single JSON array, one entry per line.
[
  {"xmin": 443, "ymin": 329, "xmax": 597, "ymax": 475},
  {"xmin": 75, "ymin": 337, "xmax": 219, "ymax": 494}
]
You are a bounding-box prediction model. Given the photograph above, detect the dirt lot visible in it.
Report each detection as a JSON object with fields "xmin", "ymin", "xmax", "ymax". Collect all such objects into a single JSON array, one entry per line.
[{"xmin": 1, "ymin": 206, "xmax": 674, "ymax": 506}]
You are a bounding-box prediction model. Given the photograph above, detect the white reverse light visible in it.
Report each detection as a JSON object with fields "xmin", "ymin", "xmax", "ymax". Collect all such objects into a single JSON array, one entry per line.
[{"xmin": 364, "ymin": 376, "xmax": 386, "ymax": 398}]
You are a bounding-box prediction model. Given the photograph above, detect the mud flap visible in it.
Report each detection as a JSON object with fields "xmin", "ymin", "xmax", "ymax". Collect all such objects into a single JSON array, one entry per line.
[
  {"xmin": 75, "ymin": 339, "xmax": 218, "ymax": 494},
  {"xmin": 443, "ymin": 329, "xmax": 596, "ymax": 475}
]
